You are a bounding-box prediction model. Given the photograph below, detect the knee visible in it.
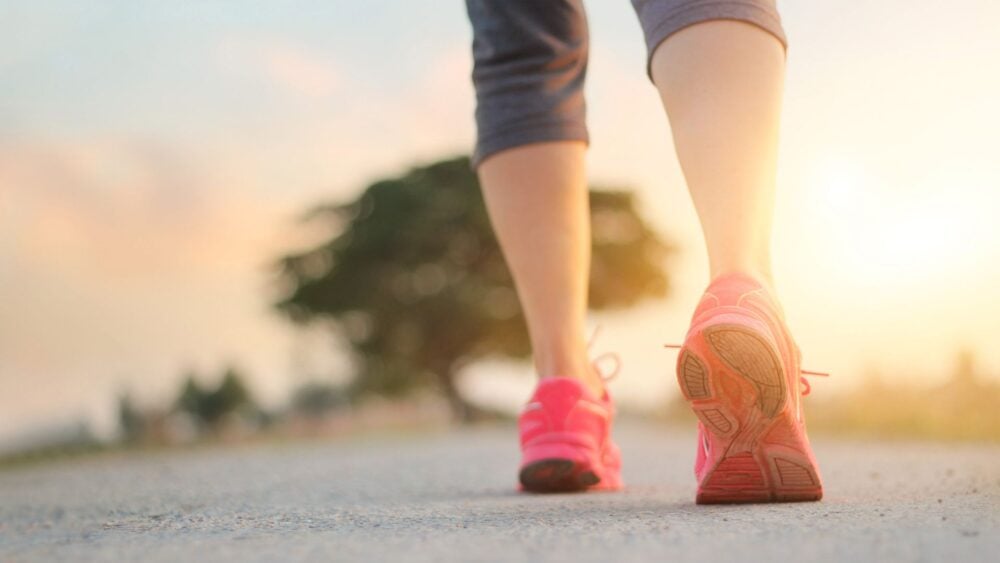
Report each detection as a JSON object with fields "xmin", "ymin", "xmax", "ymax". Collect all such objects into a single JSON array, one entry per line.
[
  {"xmin": 466, "ymin": 0, "xmax": 589, "ymax": 167},
  {"xmin": 631, "ymin": 0, "xmax": 787, "ymax": 78}
]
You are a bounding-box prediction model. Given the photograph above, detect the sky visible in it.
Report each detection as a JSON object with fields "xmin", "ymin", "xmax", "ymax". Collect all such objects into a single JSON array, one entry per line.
[{"xmin": 2, "ymin": 1, "xmax": 999, "ymax": 444}]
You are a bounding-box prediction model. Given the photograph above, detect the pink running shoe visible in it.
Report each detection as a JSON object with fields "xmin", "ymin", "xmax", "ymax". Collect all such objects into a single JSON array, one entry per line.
[
  {"xmin": 670, "ymin": 273, "xmax": 824, "ymax": 504},
  {"xmin": 517, "ymin": 327, "xmax": 623, "ymax": 493}
]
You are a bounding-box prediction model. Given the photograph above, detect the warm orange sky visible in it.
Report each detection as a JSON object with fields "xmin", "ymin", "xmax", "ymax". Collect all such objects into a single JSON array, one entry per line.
[{"xmin": 2, "ymin": 1, "xmax": 999, "ymax": 444}]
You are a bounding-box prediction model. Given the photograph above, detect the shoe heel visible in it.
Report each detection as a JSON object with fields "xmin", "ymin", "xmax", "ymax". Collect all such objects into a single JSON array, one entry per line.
[
  {"xmin": 519, "ymin": 439, "xmax": 600, "ymax": 493},
  {"xmin": 681, "ymin": 323, "xmax": 823, "ymax": 503},
  {"xmin": 696, "ymin": 448, "xmax": 822, "ymax": 504},
  {"xmin": 696, "ymin": 453, "xmax": 771, "ymax": 504}
]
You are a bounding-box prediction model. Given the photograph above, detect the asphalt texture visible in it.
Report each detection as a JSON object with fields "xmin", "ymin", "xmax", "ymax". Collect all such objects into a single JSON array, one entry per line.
[{"xmin": 1, "ymin": 423, "xmax": 998, "ymax": 562}]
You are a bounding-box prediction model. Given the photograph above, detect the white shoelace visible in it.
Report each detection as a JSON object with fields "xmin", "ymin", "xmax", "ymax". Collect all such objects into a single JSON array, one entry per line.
[{"xmin": 587, "ymin": 323, "xmax": 622, "ymax": 382}]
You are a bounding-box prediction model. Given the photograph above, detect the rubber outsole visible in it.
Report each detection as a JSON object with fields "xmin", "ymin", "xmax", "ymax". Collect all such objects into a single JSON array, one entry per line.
[
  {"xmin": 678, "ymin": 323, "xmax": 823, "ymax": 504},
  {"xmin": 519, "ymin": 458, "xmax": 600, "ymax": 493}
]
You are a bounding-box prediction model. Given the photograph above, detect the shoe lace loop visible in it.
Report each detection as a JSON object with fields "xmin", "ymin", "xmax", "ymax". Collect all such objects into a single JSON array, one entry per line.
[
  {"xmin": 662, "ymin": 343, "xmax": 829, "ymax": 396},
  {"xmin": 587, "ymin": 323, "xmax": 622, "ymax": 383},
  {"xmin": 798, "ymin": 369, "xmax": 829, "ymax": 396}
]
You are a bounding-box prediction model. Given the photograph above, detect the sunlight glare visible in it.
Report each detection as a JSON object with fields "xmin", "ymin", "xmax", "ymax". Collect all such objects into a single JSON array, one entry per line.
[{"xmin": 811, "ymin": 158, "xmax": 989, "ymax": 290}]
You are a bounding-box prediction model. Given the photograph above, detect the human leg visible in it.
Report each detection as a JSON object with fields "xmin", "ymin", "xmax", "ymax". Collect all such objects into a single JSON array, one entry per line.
[
  {"xmin": 651, "ymin": 18, "xmax": 786, "ymax": 286},
  {"xmin": 632, "ymin": 0, "xmax": 787, "ymax": 287},
  {"xmin": 465, "ymin": 0, "xmax": 621, "ymax": 493},
  {"xmin": 631, "ymin": 1, "xmax": 823, "ymax": 502},
  {"xmin": 466, "ymin": 0, "xmax": 602, "ymax": 397}
]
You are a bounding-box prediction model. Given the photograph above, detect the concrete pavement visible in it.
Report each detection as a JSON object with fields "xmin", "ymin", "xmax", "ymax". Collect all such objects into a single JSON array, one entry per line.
[{"xmin": 1, "ymin": 423, "xmax": 998, "ymax": 562}]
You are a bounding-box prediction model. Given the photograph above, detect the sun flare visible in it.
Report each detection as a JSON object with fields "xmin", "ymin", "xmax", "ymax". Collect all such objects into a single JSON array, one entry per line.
[{"xmin": 807, "ymin": 158, "xmax": 990, "ymax": 290}]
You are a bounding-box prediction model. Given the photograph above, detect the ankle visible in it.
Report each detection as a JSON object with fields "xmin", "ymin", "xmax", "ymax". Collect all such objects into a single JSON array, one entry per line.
[
  {"xmin": 536, "ymin": 358, "xmax": 605, "ymax": 398},
  {"xmin": 710, "ymin": 265, "xmax": 776, "ymax": 294},
  {"xmin": 531, "ymin": 331, "xmax": 609, "ymax": 397}
]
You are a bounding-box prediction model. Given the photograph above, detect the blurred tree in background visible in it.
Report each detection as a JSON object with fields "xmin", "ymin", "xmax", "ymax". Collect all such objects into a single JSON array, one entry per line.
[
  {"xmin": 117, "ymin": 393, "xmax": 145, "ymax": 444},
  {"xmin": 290, "ymin": 381, "xmax": 350, "ymax": 418},
  {"xmin": 274, "ymin": 156, "xmax": 671, "ymax": 421},
  {"xmin": 174, "ymin": 367, "xmax": 257, "ymax": 430}
]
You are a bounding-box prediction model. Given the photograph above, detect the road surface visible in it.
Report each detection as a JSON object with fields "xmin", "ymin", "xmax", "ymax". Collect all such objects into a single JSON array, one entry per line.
[{"xmin": 1, "ymin": 423, "xmax": 998, "ymax": 562}]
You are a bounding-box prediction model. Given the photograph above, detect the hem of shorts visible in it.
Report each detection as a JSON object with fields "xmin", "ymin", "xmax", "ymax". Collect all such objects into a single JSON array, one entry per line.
[
  {"xmin": 642, "ymin": 1, "xmax": 788, "ymax": 80},
  {"xmin": 471, "ymin": 122, "xmax": 589, "ymax": 170}
]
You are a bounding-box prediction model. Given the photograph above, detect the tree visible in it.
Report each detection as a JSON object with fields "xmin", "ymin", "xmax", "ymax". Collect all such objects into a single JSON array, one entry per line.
[
  {"xmin": 173, "ymin": 367, "xmax": 257, "ymax": 430},
  {"xmin": 290, "ymin": 381, "xmax": 350, "ymax": 418},
  {"xmin": 273, "ymin": 156, "xmax": 671, "ymax": 421},
  {"xmin": 174, "ymin": 373, "xmax": 206, "ymax": 426},
  {"xmin": 117, "ymin": 392, "xmax": 144, "ymax": 444},
  {"xmin": 212, "ymin": 367, "xmax": 253, "ymax": 422}
]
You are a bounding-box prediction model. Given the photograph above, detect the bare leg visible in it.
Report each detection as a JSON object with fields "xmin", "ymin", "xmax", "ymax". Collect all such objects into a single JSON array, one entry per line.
[
  {"xmin": 651, "ymin": 20, "xmax": 785, "ymax": 288},
  {"xmin": 476, "ymin": 141, "xmax": 604, "ymax": 397}
]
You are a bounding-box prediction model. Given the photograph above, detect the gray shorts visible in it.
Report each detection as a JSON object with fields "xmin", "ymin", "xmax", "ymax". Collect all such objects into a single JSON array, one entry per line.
[{"xmin": 465, "ymin": 0, "xmax": 787, "ymax": 168}]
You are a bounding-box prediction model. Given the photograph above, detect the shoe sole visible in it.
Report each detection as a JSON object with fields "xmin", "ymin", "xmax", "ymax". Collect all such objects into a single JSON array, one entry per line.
[
  {"xmin": 519, "ymin": 458, "xmax": 601, "ymax": 493},
  {"xmin": 518, "ymin": 435, "xmax": 621, "ymax": 493},
  {"xmin": 678, "ymin": 323, "xmax": 823, "ymax": 504}
]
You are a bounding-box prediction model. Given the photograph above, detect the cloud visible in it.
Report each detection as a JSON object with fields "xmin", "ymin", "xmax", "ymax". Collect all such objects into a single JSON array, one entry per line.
[
  {"xmin": 0, "ymin": 139, "xmax": 286, "ymax": 280},
  {"xmin": 215, "ymin": 37, "xmax": 340, "ymax": 98},
  {"xmin": 260, "ymin": 44, "xmax": 340, "ymax": 98},
  {"xmin": 0, "ymin": 138, "xmax": 314, "ymax": 446}
]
